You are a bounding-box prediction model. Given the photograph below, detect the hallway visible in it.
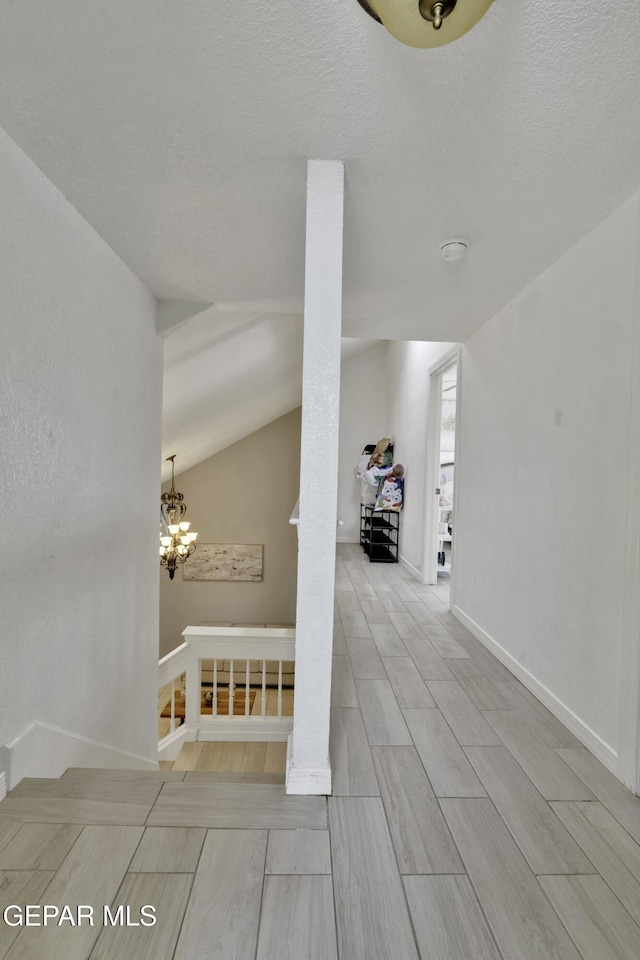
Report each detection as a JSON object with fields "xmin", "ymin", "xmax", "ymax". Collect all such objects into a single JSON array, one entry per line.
[{"xmin": 1, "ymin": 545, "xmax": 640, "ymax": 958}]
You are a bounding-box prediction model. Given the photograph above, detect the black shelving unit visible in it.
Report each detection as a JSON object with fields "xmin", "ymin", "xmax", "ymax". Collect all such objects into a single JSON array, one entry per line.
[{"xmin": 360, "ymin": 504, "xmax": 400, "ymax": 563}]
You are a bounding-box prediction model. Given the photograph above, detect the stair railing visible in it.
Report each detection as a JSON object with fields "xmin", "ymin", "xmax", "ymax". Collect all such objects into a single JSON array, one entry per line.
[{"xmin": 158, "ymin": 625, "xmax": 295, "ymax": 760}]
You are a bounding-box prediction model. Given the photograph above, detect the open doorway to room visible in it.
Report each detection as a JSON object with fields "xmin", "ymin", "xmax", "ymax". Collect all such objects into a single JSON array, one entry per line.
[
  {"xmin": 423, "ymin": 346, "xmax": 460, "ymax": 589},
  {"xmin": 437, "ymin": 364, "xmax": 457, "ymax": 577}
]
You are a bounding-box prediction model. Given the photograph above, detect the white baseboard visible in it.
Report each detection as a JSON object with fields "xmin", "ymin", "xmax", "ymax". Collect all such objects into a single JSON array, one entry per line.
[
  {"xmin": 285, "ymin": 761, "xmax": 332, "ymax": 795},
  {"xmin": 399, "ymin": 555, "xmax": 422, "ymax": 580},
  {"xmin": 452, "ymin": 605, "xmax": 618, "ymax": 776},
  {"xmin": 336, "ymin": 536, "xmax": 359, "ymax": 544},
  {"xmin": 0, "ymin": 772, "xmax": 5, "ymax": 802},
  {"xmin": 0, "ymin": 721, "xmax": 158, "ymax": 791}
]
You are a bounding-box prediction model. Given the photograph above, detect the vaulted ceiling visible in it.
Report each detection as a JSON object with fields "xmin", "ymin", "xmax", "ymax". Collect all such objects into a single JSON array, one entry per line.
[{"xmin": 1, "ymin": 1, "xmax": 639, "ymax": 472}]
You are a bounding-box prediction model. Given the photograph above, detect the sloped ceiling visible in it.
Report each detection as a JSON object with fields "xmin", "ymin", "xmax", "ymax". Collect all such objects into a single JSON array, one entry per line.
[{"xmin": 1, "ymin": 1, "xmax": 639, "ymax": 470}]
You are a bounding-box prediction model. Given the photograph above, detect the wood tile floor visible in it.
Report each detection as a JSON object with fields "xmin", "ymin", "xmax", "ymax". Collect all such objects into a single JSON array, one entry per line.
[{"xmin": 2, "ymin": 542, "xmax": 640, "ymax": 958}]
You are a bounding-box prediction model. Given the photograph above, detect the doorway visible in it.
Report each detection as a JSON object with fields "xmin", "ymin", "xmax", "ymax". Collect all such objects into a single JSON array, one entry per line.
[{"xmin": 423, "ymin": 346, "xmax": 460, "ymax": 589}]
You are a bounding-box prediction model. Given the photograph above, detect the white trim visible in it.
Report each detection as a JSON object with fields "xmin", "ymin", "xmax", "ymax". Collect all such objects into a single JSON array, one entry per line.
[
  {"xmin": 399, "ymin": 555, "xmax": 422, "ymax": 581},
  {"xmin": 157, "ymin": 726, "xmax": 190, "ymax": 761},
  {"xmin": 422, "ymin": 345, "xmax": 460, "ymax": 586},
  {"xmin": 452, "ymin": 605, "xmax": 618, "ymax": 775},
  {"xmin": 618, "ymin": 194, "xmax": 640, "ymax": 796},
  {"xmin": 285, "ymin": 761, "xmax": 332, "ymax": 795},
  {"xmin": 336, "ymin": 536, "xmax": 359, "ymax": 544},
  {"xmin": 0, "ymin": 721, "xmax": 158, "ymax": 791},
  {"xmin": 0, "ymin": 772, "xmax": 6, "ymax": 802}
]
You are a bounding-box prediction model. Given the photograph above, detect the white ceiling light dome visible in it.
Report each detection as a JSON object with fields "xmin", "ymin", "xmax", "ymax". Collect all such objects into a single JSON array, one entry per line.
[{"xmin": 439, "ymin": 238, "xmax": 469, "ymax": 262}]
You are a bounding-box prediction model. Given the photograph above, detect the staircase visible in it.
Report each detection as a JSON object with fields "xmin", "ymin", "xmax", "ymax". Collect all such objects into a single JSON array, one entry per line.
[{"xmin": 0, "ymin": 763, "xmax": 327, "ymax": 960}]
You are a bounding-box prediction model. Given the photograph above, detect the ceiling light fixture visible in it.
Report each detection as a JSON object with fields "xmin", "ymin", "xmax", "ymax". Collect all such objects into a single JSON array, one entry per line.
[
  {"xmin": 356, "ymin": 0, "xmax": 494, "ymax": 48},
  {"xmin": 439, "ymin": 238, "xmax": 469, "ymax": 261},
  {"xmin": 160, "ymin": 455, "xmax": 198, "ymax": 580}
]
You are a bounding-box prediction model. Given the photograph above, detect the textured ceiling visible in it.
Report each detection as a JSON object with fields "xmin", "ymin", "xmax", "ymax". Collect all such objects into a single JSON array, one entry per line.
[{"xmin": 1, "ymin": 1, "xmax": 639, "ymax": 468}]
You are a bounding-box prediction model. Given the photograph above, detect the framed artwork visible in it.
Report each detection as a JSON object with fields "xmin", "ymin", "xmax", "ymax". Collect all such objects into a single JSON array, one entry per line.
[{"xmin": 183, "ymin": 543, "xmax": 263, "ymax": 581}]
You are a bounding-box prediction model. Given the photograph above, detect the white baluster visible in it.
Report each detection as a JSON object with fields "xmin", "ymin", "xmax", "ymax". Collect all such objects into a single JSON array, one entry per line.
[
  {"xmin": 245, "ymin": 661, "xmax": 251, "ymax": 716},
  {"xmin": 261, "ymin": 660, "xmax": 267, "ymax": 718},
  {"xmin": 229, "ymin": 660, "xmax": 234, "ymax": 717},
  {"xmin": 213, "ymin": 659, "xmax": 218, "ymax": 718},
  {"xmin": 277, "ymin": 661, "xmax": 283, "ymax": 719},
  {"xmin": 170, "ymin": 679, "xmax": 176, "ymax": 734}
]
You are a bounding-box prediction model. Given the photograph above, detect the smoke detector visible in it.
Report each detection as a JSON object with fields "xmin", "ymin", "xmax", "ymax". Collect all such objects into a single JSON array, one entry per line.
[{"xmin": 439, "ymin": 238, "xmax": 469, "ymax": 262}]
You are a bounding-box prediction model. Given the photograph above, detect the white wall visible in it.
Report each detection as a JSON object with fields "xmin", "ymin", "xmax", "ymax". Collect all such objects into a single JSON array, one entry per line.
[
  {"xmin": 386, "ymin": 340, "xmax": 454, "ymax": 574},
  {"xmin": 454, "ymin": 193, "xmax": 639, "ymax": 762},
  {"xmin": 0, "ymin": 128, "xmax": 163, "ymax": 765},
  {"xmin": 337, "ymin": 342, "xmax": 389, "ymax": 542}
]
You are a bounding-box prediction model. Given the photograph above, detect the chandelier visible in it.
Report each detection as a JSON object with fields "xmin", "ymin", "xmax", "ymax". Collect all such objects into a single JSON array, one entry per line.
[
  {"xmin": 159, "ymin": 455, "xmax": 198, "ymax": 580},
  {"xmin": 356, "ymin": 0, "xmax": 494, "ymax": 48}
]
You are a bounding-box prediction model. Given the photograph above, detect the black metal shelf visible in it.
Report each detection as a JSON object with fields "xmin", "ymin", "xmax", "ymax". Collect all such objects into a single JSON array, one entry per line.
[{"xmin": 360, "ymin": 503, "xmax": 400, "ymax": 563}]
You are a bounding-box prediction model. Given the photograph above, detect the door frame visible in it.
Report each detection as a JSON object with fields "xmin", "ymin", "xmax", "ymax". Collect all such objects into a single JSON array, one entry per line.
[
  {"xmin": 618, "ymin": 199, "xmax": 640, "ymax": 795},
  {"xmin": 422, "ymin": 345, "xmax": 460, "ymax": 592}
]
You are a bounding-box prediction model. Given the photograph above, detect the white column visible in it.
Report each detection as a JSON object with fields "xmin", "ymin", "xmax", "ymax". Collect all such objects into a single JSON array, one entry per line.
[{"xmin": 286, "ymin": 160, "xmax": 344, "ymax": 795}]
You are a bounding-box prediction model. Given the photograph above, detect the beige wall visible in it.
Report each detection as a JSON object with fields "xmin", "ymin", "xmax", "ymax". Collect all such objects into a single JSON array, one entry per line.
[{"xmin": 160, "ymin": 408, "xmax": 301, "ymax": 656}]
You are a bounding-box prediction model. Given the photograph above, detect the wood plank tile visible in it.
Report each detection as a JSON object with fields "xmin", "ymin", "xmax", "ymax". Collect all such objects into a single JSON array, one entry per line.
[
  {"xmin": 496, "ymin": 682, "xmax": 582, "ymax": 748},
  {"xmin": 329, "ymin": 708, "xmax": 380, "ymax": 797},
  {"xmin": 341, "ymin": 611, "xmax": 371, "ymax": 638},
  {"xmin": 61, "ymin": 768, "xmax": 185, "ymax": 782},
  {"xmin": 4, "ymin": 826, "xmax": 144, "ymax": 960},
  {"xmin": 457, "ymin": 639, "xmax": 515, "ymax": 682},
  {"xmin": 425, "ymin": 630, "xmax": 469, "ymax": 659},
  {"xmin": 345, "ymin": 637, "xmax": 386, "ymax": 679},
  {"xmin": 538, "ymin": 874, "xmax": 640, "ymax": 960},
  {"xmin": 8, "ymin": 778, "xmax": 162, "ymax": 805},
  {"xmin": 371, "ymin": 746, "xmax": 463, "ymax": 874},
  {"xmin": 147, "ymin": 783, "xmax": 326, "ymax": 829},
  {"xmin": 403, "ymin": 601, "xmax": 440, "ymax": 629},
  {"xmin": 427, "ymin": 681, "xmax": 503, "ymax": 746},
  {"xmin": 403, "ymin": 709, "xmax": 486, "ymax": 798},
  {"xmin": 257, "ymin": 876, "xmax": 337, "ymax": 960},
  {"xmin": 128, "ymin": 827, "xmax": 206, "ymax": 872},
  {"xmin": 0, "ymin": 822, "xmax": 83, "ymax": 871},
  {"xmin": 557, "ymin": 747, "xmax": 640, "ymax": 844},
  {"xmin": 183, "ymin": 771, "xmax": 285, "ymax": 784},
  {"xmin": 89, "ymin": 872, "xmax": 193, "ymax": 960},
  {"xmin": 465, "ymin": 746, "xmax": 595, "ymax": 875},
  {"xmin": 0, "ymin": 871, "xmax": 55, "ymax": 958},
  {"xmin": 265, "ymin": 829, "xmax": 331, "ymax": 874},
  {"xmin": 404, "ymin": 875, "xmax": 501, "ymax": 960},
  {"xmin": 0, "ymin": 796, "xmax": 153, "ymax": 826},
  {"xmin": 441, "ymin": 798, "xmax": 582, "ymax": 960},
  {"xmin": 378, "ymin": 592, "xmax": 407, "ymax": 613},
  {"xmin": 551, "ymin": 801, "xmax": 640, "ymax": 926},
  {"xmin": 360, "ymin": 599, "xmax": 391, "ymax": 624},
  {"xmin": 329, "ymin": 797, "xmax": 419, "ymax": 960},
  {"xmin": 447, "ymin": 659, "xmax": 514, "ymax": 710},
  {"xmin": 264, "ymin": 741, "xmax": 288, "ymax": 773},
  {"xmin": 336, "ymin": 590, "xmax": 362, "ymax": 612},
  {"xmin": 369, "ymin": 621, "xmax": 408, "ymax": 657},
  {"xmin": 0, "ymin": 822, "xmax": 22, "ymax": 854},
  {"xmin": 173, "ymin": 830, "xmax": 266, "ymax": 960},
  {"xmin": 403, "ymin": 636, "xmax": 454, "ymax": 680},
  {"xmin": 332, "ymin": 655, "xmax": 358, "ymax": 707},
  {"xmin": 353, "ymin": 580, "xmax": 377, "ymax": 601},
  {"xmin": 388, "ymin": 611, "xmax": 425, "ymax": 640},
  {"xmin": 219, "ymin": 742, "xmax": 247, "ymax": 772},
  {"xmin": 484, "ymin": 712, "xmax": 595, "ymax": 800},
  {"xmin": 241, "ymin": 742, "xmax": 268, "ymax": 773},
  {"xmin": 382, "ymin": 657, "xmax": 435, "ymax": 708},
  {"xmin": 435, "ymin": 612, "xmax": 477, "ymax": 641},
  {"xmin": 333, "ymin": 620, "xmax": 347, "ymax": 656},
  {"xmin": 172, "ymin": 743, "xmax": 206, "ymax": 771},
  {"xmin": 355, "ymin": 678, "xmax": 412, "ymax": 745}
]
